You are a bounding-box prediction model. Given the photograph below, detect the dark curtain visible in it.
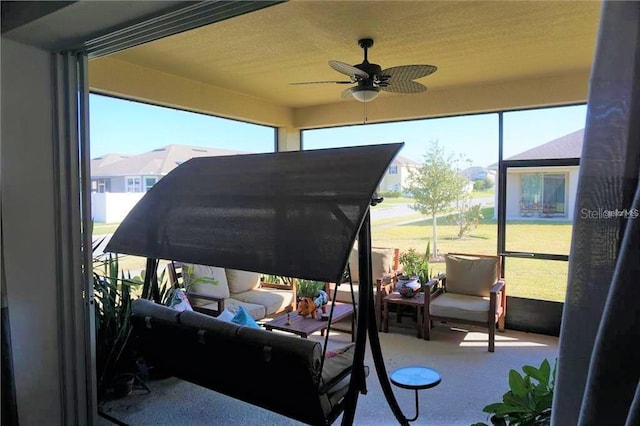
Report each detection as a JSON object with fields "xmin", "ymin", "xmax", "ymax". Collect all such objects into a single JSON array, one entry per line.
[
  {"xmin": 1, "ymin": 213, "xmax": 19, "ymax": 425},
  {"xmin": 553, "ymin": 1, "xmax": 640, "ymax": 425}
]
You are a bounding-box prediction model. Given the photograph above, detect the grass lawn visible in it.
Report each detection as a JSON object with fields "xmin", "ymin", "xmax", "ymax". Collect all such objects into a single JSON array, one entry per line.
[
  {"xmin": 371, "ymin": 197, "xmax": 414, "ymax": 209},
  {"xmin": 93, "ymin": 207, "xmax": 571, "ymax": 302},
  {"xmin": 94, "ymin": 222, "xmax": 121, "ymax": 235},
  {"xmin": 372, "ymin": 207, "xmax": 571, "ymax": 302},
  {"xmin": 470, "ymin": 189, "xmax": 495, "ymax": 199}
]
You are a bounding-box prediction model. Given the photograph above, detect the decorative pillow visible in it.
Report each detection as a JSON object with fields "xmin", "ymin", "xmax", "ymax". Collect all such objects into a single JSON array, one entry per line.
[
  {"xmin": 167, "ymin": 289, "xmax": 193, "ymax": 312},
  {"xmin": 216, "ymin": 308, "xmax": 235, "ymax": 322},
  {"xmin": 445, "ymin": 255, "xmax": 498, "ymax": 297},
  {"xmin": 225, "ymin": 269, "xmax": 261, "ymax": 294},
  {"xmin": 231, "ymin": 305, "xmax": 260, "ymax": 328},
  {"xmin": 183, "ymin": 264, "xmax": 230, "ymax": 300},
  {"xmin": 348, "ymin": 246, "xmax": 395, "ymax": 284}
]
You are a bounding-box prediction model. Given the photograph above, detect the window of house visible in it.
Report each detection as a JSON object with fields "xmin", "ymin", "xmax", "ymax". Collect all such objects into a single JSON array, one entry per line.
[
  {"xmin": 388, "ymin": 165, "xmax": 398, "ymax": 174},
  {"xmin": 520, "ymin": 173, "xmax": 566, "ymax": 216},
  {"xmin": 126, "ymin": 177, "xmax": 142, "ymax": 192},
  {"xmin": 144, "ymin": 177, "xmax": 158, "ymax": 192},
  {"xmin": 92, "ymin": 178, "xmax": 110, "ymax": 193}
]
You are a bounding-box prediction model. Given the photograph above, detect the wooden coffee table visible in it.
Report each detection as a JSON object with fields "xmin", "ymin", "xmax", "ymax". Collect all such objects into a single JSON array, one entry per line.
[{"xmin": 264, "ymin": 302, "xmax": 354, "ymax": 339}]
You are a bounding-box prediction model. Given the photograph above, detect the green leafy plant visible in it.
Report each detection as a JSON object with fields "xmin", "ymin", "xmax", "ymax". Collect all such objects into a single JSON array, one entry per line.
[
  {"xmin": 265, "ymin": 274, "xmax": 296, "ymax": 287},
  {"xmin": 449, "ymin": 202, "xmax": 484, "ymax": 238},
  {"xmin": 181, "ymin": 264, "xmax": 219, "ymax": 291},
  {"xmin": 399, "ymin": 242, "xmax": 432, "ymax": 285},
  {"xmin": 474, "ymin": 358, "xmax": 556, "ymax": 426},
  {"xmin": 296, "ymin": 279, "xmax": 326, "ymax": 299},
  {"xmin": 93, "ymin": 253, "xmax": 142, "ymax": 399}
]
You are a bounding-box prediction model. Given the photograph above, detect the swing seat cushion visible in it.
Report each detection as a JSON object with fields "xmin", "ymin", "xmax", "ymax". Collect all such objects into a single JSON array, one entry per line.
[{"xmin": 132, "ymin": 298, "xmax": 362, "ymax": 425}]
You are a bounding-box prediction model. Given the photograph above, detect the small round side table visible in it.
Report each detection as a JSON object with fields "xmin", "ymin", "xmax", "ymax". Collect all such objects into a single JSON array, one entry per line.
[{"xmin": 390, "ymin": 366, "xmax": 441, "ymax": 422}]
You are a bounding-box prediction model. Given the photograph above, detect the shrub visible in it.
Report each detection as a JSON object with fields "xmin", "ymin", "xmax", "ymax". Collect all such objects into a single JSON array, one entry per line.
[
  {"xmin": 378, "ymin": 189, "xmax": 403, "ymax": 198},
  {"xmin": 296, "ymin": 279, "xmax": 326, "ymax": 299},
  {"xmin": 474, "ymin": 358, "xmax": 556, "ymax": 426},
  {"xmin": 449, "ymin": 203, "xmax": 484, "ymax": 238}
]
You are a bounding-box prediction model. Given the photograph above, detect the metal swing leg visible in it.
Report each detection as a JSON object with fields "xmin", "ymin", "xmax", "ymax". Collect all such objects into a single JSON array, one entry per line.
[{"xmin": 341, "ymin": 212, "xmax": 411, "ymax": 426}]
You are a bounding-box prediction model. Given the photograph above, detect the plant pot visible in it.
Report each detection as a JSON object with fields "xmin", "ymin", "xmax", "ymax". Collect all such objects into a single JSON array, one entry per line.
[
  {"xmin": 112, "ymin": 374, "xmax": 135, "ymax": 398},
  {"xmin": 397, "ymin": 277, "xmax": 420, "ymax": 298}
]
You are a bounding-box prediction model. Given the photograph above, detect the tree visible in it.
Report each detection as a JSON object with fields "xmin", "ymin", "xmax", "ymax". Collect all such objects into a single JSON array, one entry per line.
[
  {"xmin": 405, "ymin": 140, "xmax": 468, "ymax": 256},
  {"xmin": 449, "ymin": 199, "xmax": 484, "ymax": 238}
]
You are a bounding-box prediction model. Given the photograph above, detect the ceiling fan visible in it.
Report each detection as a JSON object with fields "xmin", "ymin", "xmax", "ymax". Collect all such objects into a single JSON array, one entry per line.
[{"xmin": 291, "ymin": 38, "xmax": 437, "ymax": 102}]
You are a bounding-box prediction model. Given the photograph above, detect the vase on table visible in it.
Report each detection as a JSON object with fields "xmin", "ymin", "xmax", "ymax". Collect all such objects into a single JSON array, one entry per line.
[{"xmin": 396, "ymin": 276, "xmax": 420, "ymax": 298}]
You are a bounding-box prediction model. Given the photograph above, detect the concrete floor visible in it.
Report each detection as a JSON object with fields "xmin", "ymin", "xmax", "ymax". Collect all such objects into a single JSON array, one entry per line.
[{"xmin": 98, "ymin": 321, "xmax": 558, "ymax": 426}]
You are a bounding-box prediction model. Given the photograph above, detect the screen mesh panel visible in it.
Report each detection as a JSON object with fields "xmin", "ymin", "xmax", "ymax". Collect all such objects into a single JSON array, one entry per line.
[{"xmin": 106, "ymin": 143, "xmax": 402, "ymax": 283}]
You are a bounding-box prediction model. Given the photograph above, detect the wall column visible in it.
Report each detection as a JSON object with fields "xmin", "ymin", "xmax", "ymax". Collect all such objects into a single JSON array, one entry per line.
[{"xmin": 277, "ymin": 126, "xmax": 301, "ymax": 152}]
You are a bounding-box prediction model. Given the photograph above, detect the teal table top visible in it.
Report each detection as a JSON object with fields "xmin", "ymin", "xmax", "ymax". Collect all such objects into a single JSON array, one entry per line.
[{"xmin": 390, "ymin": 366, "xmax": 441, "ymax": 390}]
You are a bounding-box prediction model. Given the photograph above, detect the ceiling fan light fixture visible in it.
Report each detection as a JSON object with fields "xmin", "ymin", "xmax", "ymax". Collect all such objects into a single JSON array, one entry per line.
[{"xmin": 352, "ymin": 87, "xmax": 380, "ymax": 102}]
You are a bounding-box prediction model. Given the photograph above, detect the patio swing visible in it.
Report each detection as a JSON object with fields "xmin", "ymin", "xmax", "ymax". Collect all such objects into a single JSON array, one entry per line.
[{"xmin": 107, "ymin": 143, "xmax": 419, "ymax": 425}]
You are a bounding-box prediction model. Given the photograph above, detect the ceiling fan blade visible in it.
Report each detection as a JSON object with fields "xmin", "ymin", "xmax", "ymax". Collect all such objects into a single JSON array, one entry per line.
[
  {"xmin": 290, "ymin": 80, "xmax": 352, "ymax": 85},
  {"xmin": 329, "ymin": 61, "xmax": 369, "ymax": 80},
  {"xmin": 340, "ymin": 87, "xmax": 355, "ymax": 99},
  {"xmin": 381, "ymin": 80, "xmax": 427, "ymax": 94},
  {"xmin": 380, "ymin": 65, "xmax": 437, "ymax": 82}
]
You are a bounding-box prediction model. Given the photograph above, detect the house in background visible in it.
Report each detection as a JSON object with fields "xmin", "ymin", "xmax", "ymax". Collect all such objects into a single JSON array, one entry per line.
[
  {"xmin": 91, "ymin": 144, "xmax": 248, "ymax": 193},
  {"xmin": 493, "ymin": 129, "xmax": 584, "ymax": 219},
  {"xmin": 91, "ymin": 144, "xmax": 247, "ymax": 222},
  {"xmin": 377, "ymin": 154, "xmax": 421, "ymax": 194},
  {"xmin": 460, "ymin": 166, "xmax": 497, "ymax": 184}
]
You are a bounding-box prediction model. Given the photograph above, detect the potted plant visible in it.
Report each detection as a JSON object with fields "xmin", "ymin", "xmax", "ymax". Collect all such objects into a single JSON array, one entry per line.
[
  {"xmin": 93, "ymin": 252, "xmax": 142, "ymax": 400},
  {"xmin": 473, "ymin": 358, "xmax": 556, "ymax": 426},
  {"xmin": 398, "ymin": 242, "xmax": 433, "ymax": 297},
  {"xmin": 296, "ymin": 279, "xmax": 326, "ymax": 300}
]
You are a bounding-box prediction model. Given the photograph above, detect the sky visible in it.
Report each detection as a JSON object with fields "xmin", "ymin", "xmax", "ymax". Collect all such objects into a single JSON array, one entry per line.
[{"xmin": 90, "ymin": 94, "xmax": 587, "ymax": 168}]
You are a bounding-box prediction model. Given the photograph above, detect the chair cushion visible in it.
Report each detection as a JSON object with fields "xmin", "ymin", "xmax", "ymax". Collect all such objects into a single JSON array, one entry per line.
[
  {"xmin": 445, "ymin": 255, "xmax": 498, "ymax": 297},
  {"xmin": 232, "ymin": 288, "xmax": 295, "ymax": 316},
  {"xmin": 348, "ymin": 246, "xmax": 395, "ymax": 284},
  {"xmin": 429, "ymin": 293, "xmax": 490, "ymax": 323},
  {"xmin": 226, "ymin": 269, "xmax": 261, "ymax": 294},
  {"xmin": 321, "ymin": 344, "xmax": 355, "ymax": 387},
  {"xmin": 184, "ymin": 264, "xmax": 230, "ymax": 301},
  {"xmin": 328, "ymin": 282, "xmax": 378, "ymax": 304}
]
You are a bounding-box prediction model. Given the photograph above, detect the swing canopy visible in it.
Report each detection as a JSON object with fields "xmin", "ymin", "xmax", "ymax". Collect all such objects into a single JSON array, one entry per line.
[{"xmin": 106, "ymin": 143, "xmax": 402, "ymax": 282}]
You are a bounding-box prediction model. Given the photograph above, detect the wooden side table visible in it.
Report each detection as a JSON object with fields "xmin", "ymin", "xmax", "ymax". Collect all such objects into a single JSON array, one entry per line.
[
  {"xmin": 382, "ymin": 292, "xmax": 427, "ymax": 339},
  {"xmin": 390, "ymin": 366, "xmax": 441, "ymax": 422}
]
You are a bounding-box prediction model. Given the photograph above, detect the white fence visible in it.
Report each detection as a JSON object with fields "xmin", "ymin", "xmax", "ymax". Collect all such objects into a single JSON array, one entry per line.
[{"xmin": 91, "ymin": 192, "xmax": 145, "ymax": 223}]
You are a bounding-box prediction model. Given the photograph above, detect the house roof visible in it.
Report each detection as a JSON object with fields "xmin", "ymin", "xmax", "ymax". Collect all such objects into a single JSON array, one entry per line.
[
  {"xmin": 91, "ymin": 144, "xmax": 249, "ymax": 177},
  {"xmin": 91, "ymin": 153, "xmax": 131, "ymax": 168},
  {"xmin": 460, "ymin": 166, "xmax": 492, "ymax": 180},
  {"xmin": 393, "ymin": 155, "xmax": 421, "ymax": 167},
  {"xmin": 505, "ymin": 128, "xmax": 584, "ymax": 161}
]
